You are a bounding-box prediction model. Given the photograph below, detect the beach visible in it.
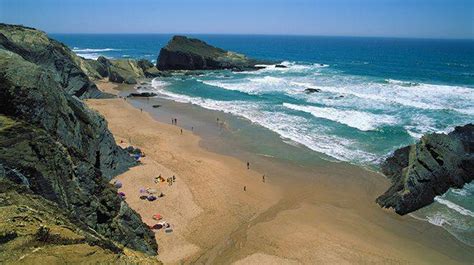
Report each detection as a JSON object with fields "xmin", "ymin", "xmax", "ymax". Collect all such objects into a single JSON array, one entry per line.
[{"xmin": 86, "ymin": 80, "xmax": 474, "ymax": 264}]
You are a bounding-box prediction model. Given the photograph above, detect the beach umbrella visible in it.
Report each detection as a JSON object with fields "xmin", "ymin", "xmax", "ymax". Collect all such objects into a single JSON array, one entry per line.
[{"xmin": 152, "ymin": 214, "xmax": 162, "ymax": 220}]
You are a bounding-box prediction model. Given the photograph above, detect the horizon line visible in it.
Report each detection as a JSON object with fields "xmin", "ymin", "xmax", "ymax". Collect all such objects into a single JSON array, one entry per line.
[{"xmin": 47, "ymin": 32, "xmax": 474, "ymax": 41}]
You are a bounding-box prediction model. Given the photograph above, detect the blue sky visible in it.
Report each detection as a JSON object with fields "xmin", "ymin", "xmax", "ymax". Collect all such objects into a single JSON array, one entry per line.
[{"xmin": 0, "ymin": 0, "xmax": 472, "ymax": 38}]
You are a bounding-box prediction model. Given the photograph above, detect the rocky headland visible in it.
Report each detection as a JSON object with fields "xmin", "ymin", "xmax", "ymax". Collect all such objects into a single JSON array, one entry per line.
[
  {"xmin": 377, "ymin": 124, "xmax": 474, "ymax": 215},
  {"xmin": 0, "ymin": 24, "xmax": 159, "ymax": 263}
]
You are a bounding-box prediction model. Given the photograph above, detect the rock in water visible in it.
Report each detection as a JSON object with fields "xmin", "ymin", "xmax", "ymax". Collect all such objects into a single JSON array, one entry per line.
[
  {"xmin": 157, "ymin": 35, "xmax": 264, "ymax": 71},
  {"xmin": 304, "ymin": 88, "xmax": 321, "ymax": 93},
  {"xmin": 376, "ymin": 124, "xmax": 474, "ymax": 215}
]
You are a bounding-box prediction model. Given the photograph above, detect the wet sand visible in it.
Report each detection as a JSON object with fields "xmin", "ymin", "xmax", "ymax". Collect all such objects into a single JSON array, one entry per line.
[{"xmin": 85, "ymin": 80, "xmax": 474, "ymax": 264}]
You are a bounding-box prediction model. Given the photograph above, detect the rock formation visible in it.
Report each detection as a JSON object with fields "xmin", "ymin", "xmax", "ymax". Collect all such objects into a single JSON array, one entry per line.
[
  {"xmin": 0, "ymin": 23, "xmax": 102, "ymax": 98},
  {"xmin": 0, "ymin": 24, "xmax": 158, "ymax": 260},
  {"xmin": 157, "ymin": 35, "xmax": 264, "ymax": 71},
  {"xmin": 376, "ymin": 124, "xmax": 474, "ymax": 215},
  {"xmin": 85, "ymin": 56, "xmax": 164, "ymax": 83}
]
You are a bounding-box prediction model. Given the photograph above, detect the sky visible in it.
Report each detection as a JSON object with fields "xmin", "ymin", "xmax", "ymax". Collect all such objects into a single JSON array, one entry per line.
[{"xmin": 0, "ymin": 0, "xmax": 473, "ymax": 39}]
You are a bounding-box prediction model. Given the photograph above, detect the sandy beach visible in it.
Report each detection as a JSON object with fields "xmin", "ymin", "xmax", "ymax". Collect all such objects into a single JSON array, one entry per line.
[{"xmin": 85, "ymin": 80, "xmax": 474, "ymax": 264}]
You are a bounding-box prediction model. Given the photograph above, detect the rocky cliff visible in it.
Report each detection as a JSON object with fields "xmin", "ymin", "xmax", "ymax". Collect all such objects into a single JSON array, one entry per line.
[
  {"xmin": 0, "ymin": 24, "xmax": 158, "ymax": 260},
  {"xmin": 157, "ymin": 35, "xmax": 263, "ymax": 71},
  {"xmin": 376, "ymin": 124, "xmax": 474, "ymax": 215},
  {"xmin": 0, "ymin": 175, "xmax": 160, "ymax": 264},
  {"xmin": 84, "ymin": 56, "xmax": 163, "ymax": 84},
  {"xmin": 0, "ymin": 23, "xmax": 102, "ymax": 99}
]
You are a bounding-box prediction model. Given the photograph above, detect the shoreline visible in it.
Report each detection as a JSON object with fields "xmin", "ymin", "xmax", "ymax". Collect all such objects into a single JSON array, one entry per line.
[{"xmin": 86, "ymin": 80, "xmax": 474, "ymax": 264}]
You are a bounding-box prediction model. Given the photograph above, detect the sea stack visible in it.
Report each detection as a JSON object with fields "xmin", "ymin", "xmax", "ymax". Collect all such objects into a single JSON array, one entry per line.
[
  {"xmin": 156, "ymin": 35, "xmax": 264, "ymax": 71},
  {"xmin": 376, "ymin": 124, "xmax": 474, "ymax": 215}
]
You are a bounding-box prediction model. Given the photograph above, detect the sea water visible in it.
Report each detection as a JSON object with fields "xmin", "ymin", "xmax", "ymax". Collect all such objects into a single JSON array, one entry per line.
[{"xmin": 52, "ymin": 34, "xmax": 474, "ymax": 246}]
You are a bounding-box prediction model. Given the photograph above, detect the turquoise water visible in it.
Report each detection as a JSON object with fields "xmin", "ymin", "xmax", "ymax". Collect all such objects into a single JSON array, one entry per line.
[{"xmin": 53, "ymin": 34, "xmax": 474, "ymax": 246}]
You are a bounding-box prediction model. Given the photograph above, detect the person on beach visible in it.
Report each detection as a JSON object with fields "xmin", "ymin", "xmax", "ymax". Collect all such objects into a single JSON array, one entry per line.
[
  {"xmin": 262, "ymin": 174, "xmax": 265, "ymax": 183},
  {"xmin": 191, "ymin": 126, "xmax": 194, "ymax": 132},
  {"xmin": 175, "ymin": 118, "xmax": 178, "ymax": 125},
  {"xmin": 140, "ymin": 108, "xmax": 143, "ymax": 112},
  {"xmin": 180, "ymin": 129, "xmax": 183, "ymax": 135},
  {"xmin": 172, "ymin": 175, "xmax": 176, "ymax": 182},
  {"xmin": 171, "ymin": 118, "xmax": 174, "ymax": 125},
  {"xmin": 247, "ymin": 162, "xmax": 250, "ymax": 170},
  {"xmin": 244, "ymin": 186, "xmax": 246, "ymax": 191}
]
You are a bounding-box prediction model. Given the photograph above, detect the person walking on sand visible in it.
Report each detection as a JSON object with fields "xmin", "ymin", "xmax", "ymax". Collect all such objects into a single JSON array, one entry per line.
[
  {"xmin": 244, "ymin": 186, "xmax": 246, "ymax": 191},
  {"xmin": 247, "ymin": 162, "xmax": 250, "ymax": 170},
  {"xmin": 180, "ymin": 129, "xmax": 183, "ymax": 135},
  {"xmin": 262, "ymin": 174, "xmax": 265, "ymax": 183}
]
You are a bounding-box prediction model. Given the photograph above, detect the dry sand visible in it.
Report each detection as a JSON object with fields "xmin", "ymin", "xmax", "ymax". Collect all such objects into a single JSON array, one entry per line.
[{"xmin": 85, "ymin": 81, "xmax": 473, "ymax": 264}]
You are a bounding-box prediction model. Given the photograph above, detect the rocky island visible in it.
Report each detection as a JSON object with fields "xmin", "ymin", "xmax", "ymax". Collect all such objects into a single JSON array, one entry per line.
[
  {"xmin": 157, "ymin": 35, "xmax": 265, "ymax": 71},
  {"xmin": 377, "ymin": 124, "xmax": 474, "ymax": 215}
]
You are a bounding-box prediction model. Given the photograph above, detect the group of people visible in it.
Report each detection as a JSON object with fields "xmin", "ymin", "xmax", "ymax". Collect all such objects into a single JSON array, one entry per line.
[
  {"xmin": 243, "ymin": 162, "xmax": 266, "ymax": 191},
  {"xmin": 154, "ymin": 174, "xmax": 176, "ymax": 186},
  {"xmin": 171, "ymin": 118, "xmax": 178, "ymax": 125}
]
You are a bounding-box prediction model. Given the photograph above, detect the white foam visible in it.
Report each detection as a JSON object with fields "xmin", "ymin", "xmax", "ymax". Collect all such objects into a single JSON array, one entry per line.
[
  {"xmin": 72, "ymin": 48, "xmax": 120, "ymax": 52},
  {"xmin": 201, "ymin": 76, "xmax": 292, "ymax": 95},
  {"xmin": 283, "ymin": 103, "xmax": 397, "ymax": 131},
  {"xmin": 450, "ymin": 182, "xmax": 474, "ymax": 197},
  {"xmin": 385, "ymin": 79, "xmax": 419, "ymax": 87},
  {"xmin": 434, "ymin": 197, "xmax": 474, "ymax": 217},
  {"xmin": 149, "ymin": 78, "xmax": 377, "ymax": 163},
  {"xmin": 426, "ymin": 213, "xmax": 452, "ymax": 226},
  {"xmin": 76, "ymin": 53, "xmax": 101, "ymax": 60},
  {"xmin": 290, "ymin": 78, "xmax": 474, "ymax": 115}
]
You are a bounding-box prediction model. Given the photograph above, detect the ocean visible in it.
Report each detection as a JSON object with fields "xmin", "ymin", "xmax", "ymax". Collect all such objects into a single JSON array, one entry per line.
[{"xmin": 52, "ymin": 33, "xmax": 474, "ymax": 246}]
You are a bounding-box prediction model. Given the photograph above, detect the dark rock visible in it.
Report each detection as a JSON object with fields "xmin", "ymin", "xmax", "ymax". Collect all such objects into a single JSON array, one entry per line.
[
  {"xmin": 0, "ymin": 177, "xmax": 160, "ymax": 263},
  {"xmin": 137, "ymin": 59, "xmax": 154, "ymax": 71},
  {"xmin": 0, "ymin": 23, "xmax": 102, "ymax": 98},
  {"xmin": 107, "ymin": 59, "xmax": 143, "ymax": 84},
  {"xmin": 275, "ymin": 64, "xmax": 287, "ymax": 68},
  {"xmin": 152, "ymin": 105, "xmax": 161, "ymax": 108},
  {"xmin": 0, "ymin": 25, "xmax": 158, "ymax": 256},
  {"xmin": 157, "ymin": 35, "xmax": 265, "ymax": 71},
  {"xmin": 86, "ymin": 58, "xmax": 109, "ymax": 78},
  {"xmin": 376, "ymin": 124, "xmax": 474, "ymax": 215},
  {"xmin": 125, "ymin": 146, "xmax": 143, "ymax": 156},
  {"xmin": 304, "ymin": 88, "xmax": 321, "ymax": 93},
  {"xmin": 128, "ymin": 92, "xmax": 157, "ymax": 98}
]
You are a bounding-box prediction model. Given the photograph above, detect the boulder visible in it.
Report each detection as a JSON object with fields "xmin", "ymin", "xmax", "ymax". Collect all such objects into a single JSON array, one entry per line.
[
  {"xmin": 275, "ymin": 64, "xmax": 287, "ymax": 68},
  {"xmin": 376, "ymin": 124, "xmax": 474, "ymax": 215},
  {"xmin": 128, "ymin": 92, "xmax": 158, "ymax": 98},
  {"xmin": 304, "ymin": 88, "xmax": 321, "ymax": 93},
  {"xmin": 108, "ymin": 59, "xmax": 144, "ymax": 84},
  {"xmin": 137, "ymin": 59, "xmax": 154, "ymax": 71},
  {"xmin": 157, "ymin": 35, "xmax": 265, "ymax": 71}
]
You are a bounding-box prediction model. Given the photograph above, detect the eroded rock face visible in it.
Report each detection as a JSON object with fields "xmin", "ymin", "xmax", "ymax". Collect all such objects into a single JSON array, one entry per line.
[
  {"xmin": 0, "ymin": 176, "xmax": 160, "ymax": 263},
  {"xmin": 376, "ymin": 124, "xmax": 474, "ymax": 215},
  {"xmin": 157, "ymin": 35, "xmax": 263, "ymax": 71},
  {"xmin": 0, "ymin": 25, "xmax": 158, "ymax": 256},
  {"xmin": 87, "ymin": 56, "xmax": 164, "ymax": 83},
  {"xmin": 0, "ymin": 23, "xmax": 102, "ymax": 98}
]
